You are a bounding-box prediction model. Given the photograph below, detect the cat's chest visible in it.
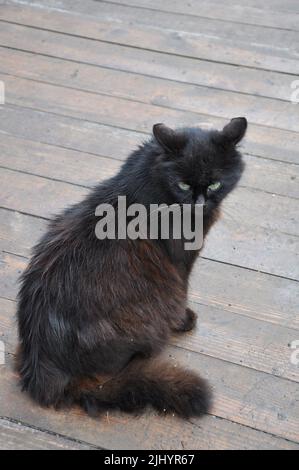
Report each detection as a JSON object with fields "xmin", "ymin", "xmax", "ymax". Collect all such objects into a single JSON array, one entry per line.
[{"xmin": 163, "ymin": 239, "xmax": 199, "ymax": 280}]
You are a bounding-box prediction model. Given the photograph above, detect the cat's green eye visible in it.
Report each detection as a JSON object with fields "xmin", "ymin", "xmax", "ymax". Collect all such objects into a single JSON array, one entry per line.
[
  {"xmin": 208, "ymin": 181, "xmax": 221, "ymax": 192},
  {"xmin": 178, "ymin": 182, "xmax": 191, "ymax": 191}
]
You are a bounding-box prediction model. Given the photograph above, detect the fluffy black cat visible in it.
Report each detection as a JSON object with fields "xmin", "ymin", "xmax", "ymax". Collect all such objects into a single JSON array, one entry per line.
[{"xmin": 16, "ymin": 117, "xmax": 247, "ymax": 418}]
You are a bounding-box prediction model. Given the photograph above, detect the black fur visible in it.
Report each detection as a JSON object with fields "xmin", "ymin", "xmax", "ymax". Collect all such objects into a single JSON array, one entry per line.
[{"xmin": 16, "ymin": 118, "xmax": 247, "ymax": 418}]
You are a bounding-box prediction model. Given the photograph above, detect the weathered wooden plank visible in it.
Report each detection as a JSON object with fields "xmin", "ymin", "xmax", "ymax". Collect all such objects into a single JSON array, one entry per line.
[
  {"xmin": 1, "ymin": 134, "xmax": 298, "ymax": 200},
  {"xmin": 203, "ymin": 215, "xmax": 299, "ymax": 280},
  {"xmin": 3, "ymin": 0, "xmax": 299, "ymax": 58},
  {"xmin": 66, "ymin": 1, "xmax": 299, "ymax": 50},
  {"xmin": 0, "ymin": 418, "xmax": 97, "ymax": 450},
  {"xmin": 188, "ymin": 0, "xmax": 299, "ymax": 14},
  {"xmin": 0, "ymin": 46, "xmax": 294, "ymax": 106},
  {"xmin": 2, "ymin": 72, "xmax": 298, "ymax": 133},
  {"xmin": 0, "ymin": 8, "xmax": 298, "ymax": 74},
  {"xmin": 98, "ymin": 0, "xmax": 299, "ymax": 30},
  {"xmin": 241, "ymin": 156, "xmax": 299, "ymax": 199},
  {"xmin": 0, "ymin": 252, "xmax": 25, "ymax": 301},
  {"xmin": 0, "ymin": 297, "xmax": 17, "ymax": 352},
  {"xmin": 0, "ymin": 207, "xmax": 47, "ymax": 258},
  {"xmin": 191, "ymin": 258, "xmax": 299, "ymax": 330},
  {"xmin": 1, "ymin": 208, "xmax": 298, "ymax": 329},
  {"xmin": 1, "ymin": 168, "xmax": 89, "ymax": 219},
  {"xmin": 0, "ymin": 106, "xmax": 142, "ymax": 161},
  {"xmin": 179, "ymin": 300, "xmax": 299, "ymax": 382},
  {"xmin": 0, "ymin": 325, "xmax": 298, "ymax": 447},
  {"xmin": 1, "ymin": 251, "xmax": 298, "ymax": 382},
  {"xmin": 1, "ymin": 102, "xmax": 299, "ymax": 166},
  {"xmin": 20, "ymin": 0, "xmax": 299, "ymax": 16},
  {"xmin": 0, "ymin": 134, "xmax": 120, "ymax": 189}
]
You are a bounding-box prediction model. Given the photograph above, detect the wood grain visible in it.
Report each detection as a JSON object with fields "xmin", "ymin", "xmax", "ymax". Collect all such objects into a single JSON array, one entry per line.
[
  {"xmin": 0, "ymin": 418, "xmax": 97, "ymax": 450},
  {"xmin": 1, "ymin": 1, "xmax": 299, "ymax": 72},
  {"xmin": 0, "ymin": 8, "xmax": 298, "ymax": 75},
  {"xmin": 1, "ymin": 103, "xmax": 299, "ymax": 167},
  {"xmin": 18, "ymin": 0, "xmax": 299, "ymax": 15},
  {"xmin": 2, "ymin": 72, "xmax": 298, "ymax": 134},
  {"xmin": 0, "ymin": 104, "xmax": 143, "ymax": 159},
  {"xmin": 0, "ymin": 297, "xmax": 17, "ymax": 352},
  {"xmin": 98, "ymin": 0, "xmax": 299, "ymax": 30},
  {"xmin": 0, "ymin": 45, "xmax": 295, "ymax": 103}
]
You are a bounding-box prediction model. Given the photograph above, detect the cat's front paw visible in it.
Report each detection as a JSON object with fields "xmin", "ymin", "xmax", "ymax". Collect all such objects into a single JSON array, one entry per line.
[
  {"xmin": 175, "ymin": 308, "xmax": 197, "ymax": 333},
  {"xmin": 183, "ymin": 308, "xmax": 197, "ymax": 331}
]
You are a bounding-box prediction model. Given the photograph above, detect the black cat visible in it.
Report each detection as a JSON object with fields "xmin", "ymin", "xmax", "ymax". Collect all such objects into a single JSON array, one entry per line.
[{"xmin": 16, "ymin": 117, "xmax": 247, "ymax": 418}]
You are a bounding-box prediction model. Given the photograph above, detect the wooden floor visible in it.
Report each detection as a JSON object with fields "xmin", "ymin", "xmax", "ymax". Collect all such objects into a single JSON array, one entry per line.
[{"xmin": 0, "ymin": 0, "xmax": 298, "ymax": 450}]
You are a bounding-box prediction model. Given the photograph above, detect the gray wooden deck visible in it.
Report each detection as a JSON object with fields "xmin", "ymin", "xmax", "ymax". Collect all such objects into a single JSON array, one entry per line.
[{"xmin": 0, "ymin": 0, "xmax": 298, "ymax": 450}]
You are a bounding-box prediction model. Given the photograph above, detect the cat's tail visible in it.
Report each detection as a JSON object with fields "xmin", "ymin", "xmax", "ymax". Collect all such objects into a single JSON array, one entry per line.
[{"xmin": 73, "ymin": 358, "xmax": 212, "ymax": 418}]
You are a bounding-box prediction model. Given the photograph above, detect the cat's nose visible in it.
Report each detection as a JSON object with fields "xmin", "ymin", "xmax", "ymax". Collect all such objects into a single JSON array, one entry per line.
[{"xmin": 196, "ymin": 194, "xmax": 205, "ymax": 205}]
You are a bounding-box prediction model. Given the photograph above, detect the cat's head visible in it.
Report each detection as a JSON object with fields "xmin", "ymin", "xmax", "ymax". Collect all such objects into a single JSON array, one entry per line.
[{"xmin": 152, "ymin": 118, "xmax": 247, "ymax": 215}]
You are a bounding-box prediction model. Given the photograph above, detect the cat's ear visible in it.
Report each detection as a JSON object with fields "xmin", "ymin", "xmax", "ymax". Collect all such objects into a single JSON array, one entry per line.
[
  {"xmin": 153, "ymin": 123, "xmax": 187, "ymax": 153},
  {"xmin": 221, "ymin": 117, "xmax": 247, "ymax": 145}
]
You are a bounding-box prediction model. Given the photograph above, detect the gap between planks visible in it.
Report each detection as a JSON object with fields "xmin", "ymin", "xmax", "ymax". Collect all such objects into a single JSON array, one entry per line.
[{"xmin": 0, "ymin": 417, "xmax": 102, "ymax": 450}]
